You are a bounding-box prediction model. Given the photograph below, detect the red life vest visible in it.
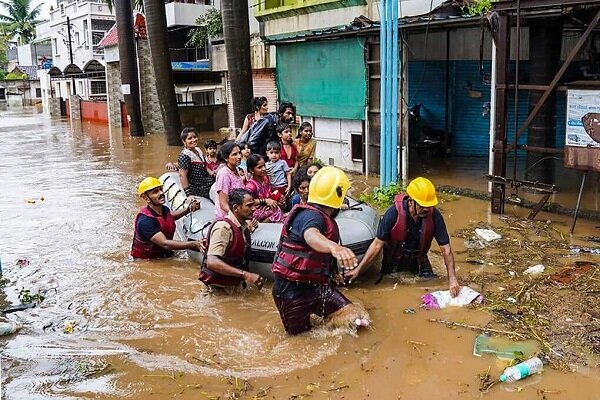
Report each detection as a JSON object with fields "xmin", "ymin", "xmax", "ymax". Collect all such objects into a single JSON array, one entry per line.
[
  {"xmin": 199, "ymin": 217, "xmax": 250, "ymax": 287},
  {"xmin": 383, "ymin": 194, "xmax": 435, "ymax": 266},
  {"xmin": 272, "ymin": 203, "xmax": 339, "ymax": 285},
  {"xmin": 131, "ymin": 206, "xmax": 176, "ymax": 259}
]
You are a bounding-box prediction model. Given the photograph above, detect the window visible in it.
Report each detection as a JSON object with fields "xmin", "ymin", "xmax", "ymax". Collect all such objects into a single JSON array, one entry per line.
[
  {"xmin": 35, "ymin": 88, "xmax": 42, "ymax": 98},
  {"xmin": 52, "ymin": 38, "xmax": 58, "ymax": 55},
  {"xmin": 92, "ymin": 31, "xmax": 105, "ymax": 46},
  {"xmin": 75, "ymin": 31, "xmax": 80, "ymax": 46},
  {"xmin": 60, "ymin": 3, "xmax": 64, "ymax": 14},
  {"xmin": 83, "ymin": 20, "xmax": 89, "ymax": 49},
  {"xmin": 90, "ymin": 80, "xmax": 106, "ymax": 95},
  {"xmin": 350, "ymin": 132, "xmax": 364, "ymax": 161}
]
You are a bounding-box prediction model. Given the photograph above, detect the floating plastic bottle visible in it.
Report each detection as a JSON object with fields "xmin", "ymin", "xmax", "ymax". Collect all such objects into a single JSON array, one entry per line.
[
  {"xmin": 499, "ymin": 357, "xmax": 543, "ymax": 383},
  {"xmin": 0, "ymin": 322, "xmax": 22, "ymax": 336}
]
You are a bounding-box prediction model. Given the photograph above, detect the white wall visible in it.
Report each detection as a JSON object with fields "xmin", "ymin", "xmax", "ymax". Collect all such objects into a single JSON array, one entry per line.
[
  {"xmin": 37, "ymin": 0, "xmax": 115, "ymax": 70},
  {"xmin": 302, "ymin": 117, "xmax": 363, "ymax": 172}
]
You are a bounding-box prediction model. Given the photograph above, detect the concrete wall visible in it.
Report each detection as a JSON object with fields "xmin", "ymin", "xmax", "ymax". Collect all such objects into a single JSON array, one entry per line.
[
  {"xmin": 49, "ymin": 97, "xmax": 61, "ymax": 116},
  {"xmin": 165, "ymin": 2, "xmax": 214, "ymax": 28},
  {"xmin": 211, "ymin": 38, "xmax": 276, "ymax": 71},
  {"xmin": 106, "ymin": 61, "xmax": 123, "ymax": 128},
  {"xmin": 38, "ymin": 1, "xmax": 115, "ymax": 70},
  {"xmin": 16, "ymin": 43, "xmax": 52, "ymax": 66},
  {"xmin": 81, "ymin": 99, "xmax": 109, "ymax": 123},
  {"xmin": 301, "ymin": 117, "xmax": 363, "ymax": 172},
  {"xmin": 179, "ymin": 104, "xmax": 228, "ymax": 132},
  {"xmin": 7, "ymin": 93, "xmax": 24, "ymax": 107}
]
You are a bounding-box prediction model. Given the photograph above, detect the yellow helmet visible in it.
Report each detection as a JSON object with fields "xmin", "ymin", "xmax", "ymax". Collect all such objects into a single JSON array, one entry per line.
[
  {"xmin": 406, "ymin": 177, "xmax": 438, "ymax": 207},
  {"xmin": 308, "ymin": 166, "xmax": 351, "ymax": 209},
  {"xmin": 137, "ymin": 177, "xmax": 162, "ymax": 196}
]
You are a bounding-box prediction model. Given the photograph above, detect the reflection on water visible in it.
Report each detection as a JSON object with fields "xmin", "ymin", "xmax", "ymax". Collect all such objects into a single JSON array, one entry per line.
[{"xmin": 0, "ymin": 108, "xmax": 598, "ymax": 399}]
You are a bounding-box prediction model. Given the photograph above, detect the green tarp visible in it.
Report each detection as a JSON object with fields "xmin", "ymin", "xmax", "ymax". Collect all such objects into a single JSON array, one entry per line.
[{"xmin": 276, "ymin": 38, "xmax": 367, "ymax": 120}]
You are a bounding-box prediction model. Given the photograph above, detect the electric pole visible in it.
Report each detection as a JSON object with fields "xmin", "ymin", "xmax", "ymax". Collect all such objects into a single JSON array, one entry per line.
[{"xmin": 66, "ymin": 16, "xmax": 76, "ymax": 95}]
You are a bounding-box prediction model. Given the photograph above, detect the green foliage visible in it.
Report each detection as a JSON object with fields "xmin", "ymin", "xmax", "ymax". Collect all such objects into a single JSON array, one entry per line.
[
  {"xmin": 186, "ymin": 8, "xmax": 223, "ymax": 47},
  {"xmin": 465, "ymin": 0, "xmax": 494, "ymax": 16},
  {"xmin": 0, "ymin": 0, "xmax": 43, "ymax": 44},
  {"xmin": 18, "ymin": 287, "xmax": 45, "ymax": 304},
  {"xmin": 5, "ymin": 71, "xmax": 27, "ymax": 79},
  {"xmin": 359, "ymin": 182, "xmax": 406, "ymax": 210},
  {"xmin": 311, "ymin": 157, "xmax": 326, "ymax": 168},
  {"xmin": 0, "ymin": 70, "xmax": 6, "ymax": 80}
]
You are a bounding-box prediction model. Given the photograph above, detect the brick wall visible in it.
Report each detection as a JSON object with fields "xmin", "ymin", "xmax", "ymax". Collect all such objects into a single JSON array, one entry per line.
[
  {"xmin": 136, "ymin": 38, "xmax": 164, "ymax": 134},
  {"xmin": 106, "ymin": 61, "xmax": 123, "ymax": 128}
]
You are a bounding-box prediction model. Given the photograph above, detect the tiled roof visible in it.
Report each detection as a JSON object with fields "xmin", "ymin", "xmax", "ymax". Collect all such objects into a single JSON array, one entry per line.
[
  {"xmin": 98, "ymin": 12, "xmax": 147, "ymax": 48},
  {"xmin": 98, "ymin": 24, "xmax": 118, "ymax": 48},
  {"xmin": 10, "ymin": 65, "xmax": 38, "ymax": 79}
]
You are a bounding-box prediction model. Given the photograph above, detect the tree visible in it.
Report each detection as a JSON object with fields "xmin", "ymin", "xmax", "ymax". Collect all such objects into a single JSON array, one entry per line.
[
  {"xmin": 0, "ymin": 0, "xmax": 42, "ymax": 45},
  {"xmin": 221, "ymin": 0, "xmax": 253, "ymax": 128},
  {"xmin": 112, "ymin": 0, "xmax": 145, "ymax": 136},
  {"xmin": 144, "ymin": 0, "xmax": 181, "ymax": 145},
  {"xmin": 186, "ymin": 8, "xmax": 222, "ymax": 47}
]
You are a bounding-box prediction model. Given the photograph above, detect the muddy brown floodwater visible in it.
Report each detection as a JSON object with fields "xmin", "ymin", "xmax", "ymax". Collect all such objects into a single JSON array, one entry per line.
[{"xmin": 0, "ymin": 107, "xmax": 599, "ymax": 399}]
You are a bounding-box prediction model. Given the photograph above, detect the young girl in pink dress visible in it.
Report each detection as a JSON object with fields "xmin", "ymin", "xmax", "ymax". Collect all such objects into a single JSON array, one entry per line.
[{"xmin": 244, "ymin": 154, "xmax": 284, "ymax": 223}]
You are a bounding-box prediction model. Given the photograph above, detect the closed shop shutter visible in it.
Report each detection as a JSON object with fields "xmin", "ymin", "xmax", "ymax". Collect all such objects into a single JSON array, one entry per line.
[{"xmin": 252, "ymin": 69, "xmax": 277, "ymax": 114}]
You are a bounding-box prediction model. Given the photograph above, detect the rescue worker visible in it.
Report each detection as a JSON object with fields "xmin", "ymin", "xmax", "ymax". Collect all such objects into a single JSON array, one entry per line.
[
  {"xmin": 271, "ymin": 167, "xmax": 364, "ymax": 335},
  {"xmin": 131, "ymin": 177, "xmax": 204, "ymax": 259},
  {"xmin": 344, "ymin": 177, "xmax": 461, "ymax": 297},
  {"xmin": 200, "ymin": 188, "xmax": 264, "ymax": 292}
]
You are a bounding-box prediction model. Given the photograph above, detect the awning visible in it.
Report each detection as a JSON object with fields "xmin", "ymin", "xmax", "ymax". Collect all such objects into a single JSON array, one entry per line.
[{"xmin": 174, "ymin": 84, "xmax": 222, "ymax": 94}]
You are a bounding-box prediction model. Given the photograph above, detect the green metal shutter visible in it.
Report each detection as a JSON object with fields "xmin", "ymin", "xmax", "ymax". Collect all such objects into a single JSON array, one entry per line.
[{"xmin": 276, "ymin": 38, "xmax": 367, "ymax": 120}]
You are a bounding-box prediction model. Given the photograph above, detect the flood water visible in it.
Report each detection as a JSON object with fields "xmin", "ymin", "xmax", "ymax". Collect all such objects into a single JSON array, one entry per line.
[{"xmin": 0, "ymin": 107, "xmax": 599, "ymax": 399}]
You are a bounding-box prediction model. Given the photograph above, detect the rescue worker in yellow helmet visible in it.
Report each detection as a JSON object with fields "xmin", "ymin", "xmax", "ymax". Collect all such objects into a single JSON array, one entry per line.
[
  {"xmin": 271, "ymin": 167, "xmax": 371, "ymax": 334},
  {"xmin": 344, "ymin": 177, "xmax": 460, "ymax": 297},
  {"xmin": 131, "ymin": 177, "xmax": 204, "ymax": 259}
]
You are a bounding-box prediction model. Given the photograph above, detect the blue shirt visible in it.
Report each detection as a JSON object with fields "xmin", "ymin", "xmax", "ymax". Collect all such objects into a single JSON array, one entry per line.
[
  {"xmin": 265, "ymin": 159, "xmax": 290, "ymax": 188},
  {"xmin": 376, "ymin": 199, "xmax": 449, "ymax": 249},
  {"xmin": 290, "ymin": 193, "xmax": 301, "ymax": 207},
  {"xmin": 136, "ymin": 206, "xmax": 171, "ymax": 241},
  {"xmin": 287, "ymin": 209, "xmax": 326, "ymax": 244}
]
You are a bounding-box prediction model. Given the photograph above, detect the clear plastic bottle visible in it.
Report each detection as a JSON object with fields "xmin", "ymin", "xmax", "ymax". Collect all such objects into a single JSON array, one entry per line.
[{"xmin": 499, "ymin": 357, "xmax": 543, "ymax": 383}]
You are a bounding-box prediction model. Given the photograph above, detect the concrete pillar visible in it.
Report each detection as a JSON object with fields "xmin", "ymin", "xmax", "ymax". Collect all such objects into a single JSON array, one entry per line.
[
  {"xmin": 106, "ymin": 61, "xmax": 123, "ymax": 128},
  {"xmin": 69, "ymin": 95, "xmax": 81, "ymax": 121}
]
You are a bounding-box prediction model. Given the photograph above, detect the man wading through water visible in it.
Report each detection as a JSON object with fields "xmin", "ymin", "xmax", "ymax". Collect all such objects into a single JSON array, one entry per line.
[
  {"xmin": 345, "ymin": 177, "xmax": 461, "ymax": 297},
  {"xmin": 131, "ymin": 177, "xmax": 204, "ymax": 259},
  {"xmin": 271, "ymin": 167, "xmax": 370, "ymax": 334},
  {"xmin": 200, "ymin": 188, "xmax": 264, "ymax": 293}
]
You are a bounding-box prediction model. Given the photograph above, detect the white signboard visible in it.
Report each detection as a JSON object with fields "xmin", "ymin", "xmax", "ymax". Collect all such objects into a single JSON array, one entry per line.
[
  {"xmin": 121, "ymin": 84, "xmax": 131, "ymax": 95},
  {"xmin": 566, "ymin": 89, "xmax": 600, "ymax": 147}
]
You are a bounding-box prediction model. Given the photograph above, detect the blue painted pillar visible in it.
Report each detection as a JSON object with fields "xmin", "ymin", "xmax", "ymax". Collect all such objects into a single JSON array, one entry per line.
[
  {"xmin": 379, "ymin": 0, "xmax": 388, "ymax": 187},
  {"xmin": 379, "ymin": 0, "xmax": 400, "ymax": 187}
]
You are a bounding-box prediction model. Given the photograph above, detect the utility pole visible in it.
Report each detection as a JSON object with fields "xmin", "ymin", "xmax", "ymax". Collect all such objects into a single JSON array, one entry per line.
[{"xmin": 66, "ymin": 16, "xmax": 76, "ymax": 95}]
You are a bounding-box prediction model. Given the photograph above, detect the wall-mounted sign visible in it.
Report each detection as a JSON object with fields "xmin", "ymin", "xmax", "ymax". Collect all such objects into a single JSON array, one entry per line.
[
  {"xmin": 121, "ymin": 84, "xmax": 130, "ymax": 95},
  {"xmin": 566, "ymin": 89, "xmax": 600, "ymax": 148}
]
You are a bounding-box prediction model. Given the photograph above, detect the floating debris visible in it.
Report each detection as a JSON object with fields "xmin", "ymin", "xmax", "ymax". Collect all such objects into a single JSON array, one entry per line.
[
  {"xmin": 15, "ymin": 259, "xmax": 30, "ymax": 267},
  {"xmin": 549, "ymin": 262, "xmax": 596, "ymax": 286},
  {"xmin": 475, "ymin": 228, "xmax": 502, "ymax": 242},
  {"xmin": 524, "ymin": 264, "xmax": 545, "ymax": 275}
]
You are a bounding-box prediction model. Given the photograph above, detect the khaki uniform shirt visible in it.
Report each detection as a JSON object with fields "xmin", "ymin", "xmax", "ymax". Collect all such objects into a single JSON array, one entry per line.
[{"xmin": 206, "ymin": 211, "xmax": 249, "ymax": 258}]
